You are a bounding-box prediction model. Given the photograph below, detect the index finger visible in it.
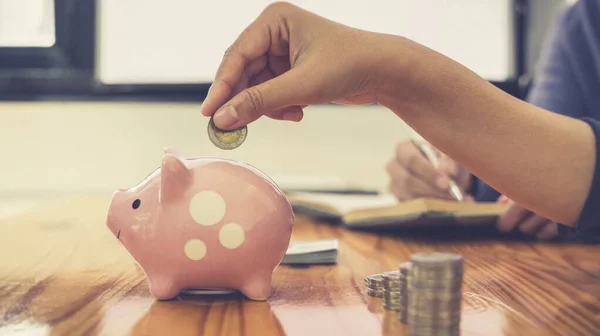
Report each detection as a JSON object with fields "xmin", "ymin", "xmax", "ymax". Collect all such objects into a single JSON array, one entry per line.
[
  {"xmin": 200, "ymin": 5, "xmax": 287, "ymax": 117},
  {"xmin": 200, "ymin": 31, "xmax": 267, "ymax": 117},
  {"xmin": 438, "ymin": 155, "xmax": 459, "ymax": 178}
]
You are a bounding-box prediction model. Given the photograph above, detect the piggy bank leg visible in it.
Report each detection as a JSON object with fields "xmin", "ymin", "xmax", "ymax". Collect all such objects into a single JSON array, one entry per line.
[
  {"xmin": 240, "ymin": 273, "xmax": 272, "ymax": 301},
  {"xmin": 148, "ymin": 277, "xmax": 180, "ymax": 301}
]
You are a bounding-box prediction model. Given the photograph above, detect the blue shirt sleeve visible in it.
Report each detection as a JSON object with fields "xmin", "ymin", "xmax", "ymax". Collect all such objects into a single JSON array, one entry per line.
[
  {"xmin": 558, "ymin": 117, "xmax": 600, "ymax": 243},
  {"xmin": 471, "ymin": 0, "xmax": 600, "ymax": 241},
  {"xmin": 472, "ymin": 0, "xmax": 600, "ymax": 203}
]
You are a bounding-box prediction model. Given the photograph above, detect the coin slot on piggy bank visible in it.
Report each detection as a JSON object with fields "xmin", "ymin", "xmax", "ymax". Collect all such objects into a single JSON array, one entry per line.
[{"xmin": 106, "ymin": 148, "xmax": 294, "ymax": 301}]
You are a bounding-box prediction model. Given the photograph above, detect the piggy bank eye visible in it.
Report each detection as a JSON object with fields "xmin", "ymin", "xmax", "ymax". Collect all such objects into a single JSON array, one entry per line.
[{"xmin": 132, "ymin": 199, "xmax": 141, "ymax": 209}]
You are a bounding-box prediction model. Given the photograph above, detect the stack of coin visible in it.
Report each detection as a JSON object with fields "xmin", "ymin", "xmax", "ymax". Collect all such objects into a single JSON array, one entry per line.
[
  {"xmin": 398, "ymin": 262, "xmax": 412, "ymax": 323},
  {"xmin": 407, "ymin": 252, "xmax": 463, "ymax": 336},
  {"xmin": 382, "ymin": 271, "xmax": 401, "ymax": 310},
  {"xmin": 364, "ymin": 274, "xmax": 384, "ymax": 297}
]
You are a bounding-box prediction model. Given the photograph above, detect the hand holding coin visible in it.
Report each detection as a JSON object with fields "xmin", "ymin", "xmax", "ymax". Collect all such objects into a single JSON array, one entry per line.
[
  {"xmin": 207, "ymin": 115, "xmax": 248, "ymax": 150},
  {"xmin": 199, "ymin": 2, "xmax": 382, "ymax": 131}
]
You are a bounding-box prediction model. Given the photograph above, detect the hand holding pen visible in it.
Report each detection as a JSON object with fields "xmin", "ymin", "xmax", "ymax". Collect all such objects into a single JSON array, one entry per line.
[
  {"xmin": 410, "ymin": 139, "xmax": 465, "ymax": 201},
  {"xmin": 386, "ymin": 139, "xmax": 474, "ymax": 202}
]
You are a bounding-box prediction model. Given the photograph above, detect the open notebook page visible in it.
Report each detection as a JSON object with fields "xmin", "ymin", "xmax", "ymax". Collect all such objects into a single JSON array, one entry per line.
[{"xmin": 289, "ymin": 192, "xmax": 399, "ymax": 214}]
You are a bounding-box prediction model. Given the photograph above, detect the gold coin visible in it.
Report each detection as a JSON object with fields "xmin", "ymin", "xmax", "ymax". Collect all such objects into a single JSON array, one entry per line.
[{"xmin": 207, "ymin": 115, "xmax": 247, "ymax": 150}]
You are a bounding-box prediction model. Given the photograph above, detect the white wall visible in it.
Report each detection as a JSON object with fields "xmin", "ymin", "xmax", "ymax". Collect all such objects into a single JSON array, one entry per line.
[
  {"xmin": 0, "ymin": 0, "xmax": 55, "ymax": 47},
  {"xmin": 525, "ymin": 0, "xmax": 572, "ymax": 76},
  {"xmin": 97, "ymin": 0, "xmax": 515, "ymax": 84}
]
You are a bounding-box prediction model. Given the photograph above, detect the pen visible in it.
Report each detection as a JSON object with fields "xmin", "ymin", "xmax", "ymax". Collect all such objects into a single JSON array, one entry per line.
[{"xmin": 410, "ymin": 139, "xmax": 464, "ymax": 202}]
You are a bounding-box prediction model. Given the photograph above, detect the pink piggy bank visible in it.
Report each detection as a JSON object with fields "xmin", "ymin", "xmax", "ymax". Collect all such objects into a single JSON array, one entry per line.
[{"xmin": 106, "ymin": 148, "xmax": 294, "ymax": 301}]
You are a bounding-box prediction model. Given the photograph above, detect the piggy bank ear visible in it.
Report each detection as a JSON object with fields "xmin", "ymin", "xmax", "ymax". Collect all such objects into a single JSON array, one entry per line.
[
  {"xmin": 160, "ymin": 154, "xmax": 192, "ymax": 203},
  {"xmin": 164, "ymin": 147, "xmax": 183, "ymax": 157}
]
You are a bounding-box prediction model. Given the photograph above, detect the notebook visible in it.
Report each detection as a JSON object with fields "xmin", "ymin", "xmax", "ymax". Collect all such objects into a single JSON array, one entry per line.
[
  {"xmin": 281, "ymin": 239, "xmax": 339, "ymax": 265},
  {"xmin": 287, "ymin": 192, "xmax": 507, "ymax": 229},
  {"xmin": 273, "ymin": 175, "xmax": 379, "ymax": 195}
]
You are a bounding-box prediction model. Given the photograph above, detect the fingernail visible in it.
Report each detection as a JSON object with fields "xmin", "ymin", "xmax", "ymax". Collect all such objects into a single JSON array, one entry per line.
[
  {"xmin": 282, "ymin": 111, "xmax": 301, "ymax": 122},
  {"xmin": 435, "ymin": 176, "xmax": 449, "ymax": 190},
  {"xmin": 213, "ymin": 105, "xmax": 238, "ymax": 129}
]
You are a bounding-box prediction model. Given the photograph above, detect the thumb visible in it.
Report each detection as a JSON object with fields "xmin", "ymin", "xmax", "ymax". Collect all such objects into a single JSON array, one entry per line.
[{"xmin": 212, "ymin": 68, "xmax": 310, "ymax": 130}]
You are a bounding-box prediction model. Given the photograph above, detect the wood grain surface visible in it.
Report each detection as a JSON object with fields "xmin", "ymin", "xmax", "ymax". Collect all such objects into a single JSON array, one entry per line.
[{"xmin": 1, "ymin": 195, "xmax": 600, "ymax": 336}]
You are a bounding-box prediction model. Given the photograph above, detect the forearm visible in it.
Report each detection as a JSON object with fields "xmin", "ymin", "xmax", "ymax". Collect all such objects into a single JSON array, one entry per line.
[{"xmin": 375, "ymin": 35, "xmax": 596, "ymax": 226}]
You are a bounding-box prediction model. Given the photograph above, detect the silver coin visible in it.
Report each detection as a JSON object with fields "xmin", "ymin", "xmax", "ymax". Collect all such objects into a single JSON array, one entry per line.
[
  {"xmin": 410, "ymin": 252, "xmax": 463, "ymax": 272},
  {"xmin": 383, "ymin": 271, "xmax": 400, "ymax": 279},
  {"xmin": 399, "ymin": 309, "xmax": 408, "ymax": 324},
  {"xmin": 412, "ymin": 267, "xmax": 464, "ymax": 275},
  {"xmin": 365, "ymin": 281, "xmax": 384, "ymax": 288},
  {"xmin": 411, "ymin": 277, "xmax": 463, "ymax": 287},
  {"xmin": 383, "ymin": 298, "xmax": 402, "ymax": 303},
  {"xmin": 207, "ymin": 115, "xmax": 248, "ymax": 150},
  {"xmin": 408, "ymin": 299, "xmax": 463, "ymax": 309},
  {"xmin": 407, "ymin": 303, "xmax": 463, "ymax": 314},
  {"xmin": 366, "ymin": 286, "xmax": 383, "ymax": 291},
  {"xmin": 383, "ymin": 305, "xmax": 401, "ymax": 311},
  {"xmin": 408, "ymin": 319, "xmax": 461, "ymax": 328},
  {"xmin": 410, "ymin": 282, "xmax": 463, "ymax": 292},
  {"xmin": 399, "ymin": 262, "xmax": 412, "ymax": 276},
  {"xmin": 384, "ymin": 293, "xmax": 401, "ymax": 299},
  {"xmin": 366, "ymin": 288, "xmax": 383, "ymax": 297},
  {"xmin": 409, "ymin": 320, "xmax": 461, "ymax": 328},
  {"xmin": 407, "ymin": 304, "xmax": 463, "ymax": 315},
  {"xmin": 384, "ymin": 298, "xmax": 402, "ymax": 305},
  {"xmin": 384, "ymin": 282, "xmax": 401, "ymax": 290},
  {"xmin": 408, "ymin": 320, "xmax": 461, "ymax": 329},
  {"xmin": 409, "ymin": 294, "xmax": 462, "ymax": 306},
  {"xmin": 407, "ymin": 306, "xmax": 462, "ymax": 320},
  {"xmin": 411, "ymin": 281, "xmax": 462, "ymax": 291},
  {"xmin": 365, "ymin": 274, "xmax": 384, "ymax": 285},
  {"xmin": 407, "ymin": 311, "xmax": 462, "ymax": 322},
  {"xmin": 410, "ymin": 252, "xmax": 463, "ymax": 267},
  {"xmin": 410, "ymin": 252, "xmax": 463, "ymax": 263},
  {"xmin": 383, "ymin": 270, "xmax": 400, "ymax": 276}
]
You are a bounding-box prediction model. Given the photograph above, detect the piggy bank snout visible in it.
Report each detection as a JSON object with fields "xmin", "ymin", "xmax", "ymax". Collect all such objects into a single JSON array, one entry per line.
[
  {"xmin": 106, "ymin": 189, "xmax": 127, "ymax": 238},
  {"xmin": 106, "ymin": 207, "xmax": 122, "ymax": 239}
]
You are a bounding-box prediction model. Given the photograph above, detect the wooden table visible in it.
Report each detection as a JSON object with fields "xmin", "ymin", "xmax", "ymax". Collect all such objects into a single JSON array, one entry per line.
[{"xmin": 1, "ymin": 195, "xmax": 600, "ymax": 336}]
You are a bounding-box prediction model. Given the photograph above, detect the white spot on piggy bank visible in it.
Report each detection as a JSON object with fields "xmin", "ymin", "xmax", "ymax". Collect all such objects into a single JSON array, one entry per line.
[
  {"xmin": 219, "ymin": 223, "xmax": 245, "ymax": 249},
  {"xmin": 184, "ymin": 239, "xmax": 207, "ymax": 260},
  {"xmin": 189, "ymin": 190, "xmax": 226, "ymax": 226},
  {"xmin": 105, "ymin": 148, "xmax": 295, "ymax": 301}
]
